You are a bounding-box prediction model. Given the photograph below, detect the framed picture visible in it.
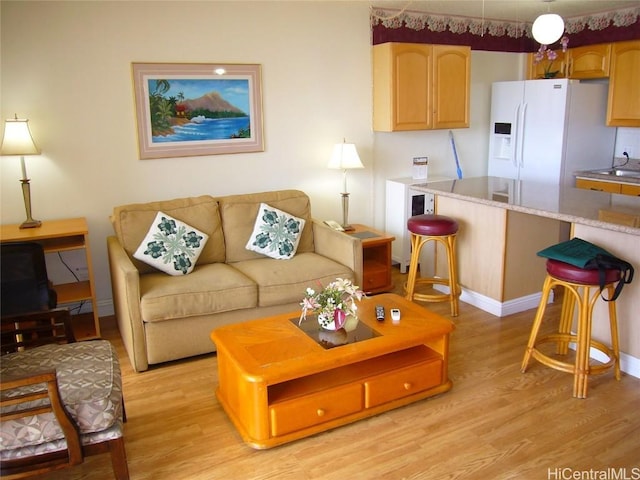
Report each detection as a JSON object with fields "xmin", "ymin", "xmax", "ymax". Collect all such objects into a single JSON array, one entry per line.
[{"xmin": 132, "ymin": 63, "xmax": 263, "ymax": 159}]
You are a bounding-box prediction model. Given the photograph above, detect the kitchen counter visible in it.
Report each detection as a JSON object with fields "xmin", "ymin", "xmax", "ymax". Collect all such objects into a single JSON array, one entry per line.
[
  {"xmin": 412, "ymin": 176, "xmax": 640, "ymax": 234},
  {"xmin": 410, "ymin": 176, "xmax": 639, "ymax": 377}
]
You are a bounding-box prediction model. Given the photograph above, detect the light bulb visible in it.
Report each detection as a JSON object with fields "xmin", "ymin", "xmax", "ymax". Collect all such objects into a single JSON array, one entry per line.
[{"xmin": 532, "ymin": 13, "xmax": 565, "ymax": 45}]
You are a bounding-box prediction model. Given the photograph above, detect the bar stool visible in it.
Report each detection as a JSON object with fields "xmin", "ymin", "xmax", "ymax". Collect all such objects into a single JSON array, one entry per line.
[
  {"xmin": 405, "ymin": 214, "xmax": 460, "ymax": 316},
  {"xmin": 521, "ymin": 259, "xmax": 622, "ymax": 399}
]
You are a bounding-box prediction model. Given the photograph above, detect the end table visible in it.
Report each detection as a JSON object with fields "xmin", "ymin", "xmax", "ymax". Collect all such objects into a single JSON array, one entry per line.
[{"xmin": 348, "ymin": 224, "xmax": 395, "ymax": 294}]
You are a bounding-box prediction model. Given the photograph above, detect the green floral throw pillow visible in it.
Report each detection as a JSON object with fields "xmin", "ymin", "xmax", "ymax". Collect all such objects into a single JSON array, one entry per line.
[
  {"xmin": 246, "ymin": 203, "xmax": 306, "ymax": 260},
  {"xmin": 134, "ymin": 211, "xmax": 209, "ymax": 275}
]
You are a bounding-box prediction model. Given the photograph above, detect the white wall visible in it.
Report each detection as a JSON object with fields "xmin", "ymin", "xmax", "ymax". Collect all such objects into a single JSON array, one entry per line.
[
  {"xmin": 1, "ymin": 1, "xmax": 376, "ymax": 313},
  {"xmin": 1, "ymin": 1, "xmax": 525, "ymax": 315}
]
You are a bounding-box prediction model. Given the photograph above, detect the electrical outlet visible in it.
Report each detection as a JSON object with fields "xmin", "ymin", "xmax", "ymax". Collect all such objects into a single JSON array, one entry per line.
[
  {"xmin": 425, "ymin": 195, "xmax": 435, "ymax": 214},
  {"xmin": 74, "ymin": 267, "xmax": 89, "ymax": 281}
]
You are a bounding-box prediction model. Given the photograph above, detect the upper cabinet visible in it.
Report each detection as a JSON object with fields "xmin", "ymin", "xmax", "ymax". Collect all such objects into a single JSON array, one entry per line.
[
  {"xmin": 566, "ymin": 43, "xmax": 611, "ymax": 79},
  {"xmin": 526, "ymin": 43, "xmax": 610, "ymax": 80},
  {"xmin": 527, "ymin": 49, "xmax": 567, "ymax": 79},
  {"xmin": 373, "ymin": 43, "xmax": 470, "ymax": 132},
  {"xmin": 607, "ymin": 40, "xmax": 640, "ymax": 127}
]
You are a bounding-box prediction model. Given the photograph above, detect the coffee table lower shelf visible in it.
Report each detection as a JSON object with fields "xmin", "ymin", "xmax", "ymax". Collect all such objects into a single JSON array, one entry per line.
[{"xmin": 212, "ymin": 294, "xmax": 454, "ymax": 449}]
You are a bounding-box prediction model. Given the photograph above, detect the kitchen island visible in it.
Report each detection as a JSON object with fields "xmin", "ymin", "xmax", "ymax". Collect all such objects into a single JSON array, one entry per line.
[{"xmin": 411, "ymin": 176, "xmax": 639, "ymax": 377}]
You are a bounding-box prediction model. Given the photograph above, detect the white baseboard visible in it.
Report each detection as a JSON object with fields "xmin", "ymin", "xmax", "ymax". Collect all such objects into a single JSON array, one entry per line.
[
  {"xmin": 98, "ymin": 300, "xmax": 114, "ymax": 318},
  {"xmin": 435, "ymin": 285, "xmax": 553, "ymax": 318},
  {"xmin": 574, "ymin": 342, "xmax": 640, "ymax": 380}
]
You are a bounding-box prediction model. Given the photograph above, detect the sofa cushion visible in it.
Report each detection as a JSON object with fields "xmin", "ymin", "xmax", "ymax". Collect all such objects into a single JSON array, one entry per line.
[
  {"xmin": 0, "ymin": 340, "xmax": 122, "ymax": 451},
  {"xmin": 139, "ymin": 263, "xmax": 258, "ymax": 322},
  {"xmin": 246, "ymin": 203, "xmax": 305, "ymax": 260},
  {"xmin": 231, "ymin": 252, "xmax": 355, "ymax": 307},
  {"xmin": 219, "ymin": 190, "xmax": 315, "ymax": 263},
  {"xmin": 133, "ymin": 211, "xmax": 209, "ymax": 275},
  {"xmin": 112, "ymin": 196, "xmax": 224, "ymax": 274}
]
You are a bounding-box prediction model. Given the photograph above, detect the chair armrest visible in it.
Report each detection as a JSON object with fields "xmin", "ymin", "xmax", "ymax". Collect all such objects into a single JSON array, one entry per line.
[
  {"xmin": 107, "ymin": 236, "xmax": 148, "ymax": 372},
  {"xmin": 0, "ymin": 369, "xmax": 83, "ymax": 467},
  {"xmin": 312, "ymin": 220, "xmax": 363, "ymax": 287}
]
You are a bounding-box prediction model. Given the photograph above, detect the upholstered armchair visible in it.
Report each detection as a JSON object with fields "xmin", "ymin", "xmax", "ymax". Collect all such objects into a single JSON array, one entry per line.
[{"xmin": 0, "ymin": 242, "xmax": 129, "ymax": 479}]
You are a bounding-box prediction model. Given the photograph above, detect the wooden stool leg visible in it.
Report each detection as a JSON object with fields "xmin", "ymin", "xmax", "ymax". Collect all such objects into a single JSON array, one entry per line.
[
  {"xmin": 573, "ymin": 285, "xmax": 593, "ymax": 399},
  {"xmin": 521, "ymin": 274, "xmax": 554, "ymax": 372},
  {"xmin": 405, "ymin": 233, "xmax": 423, "ymax": 301},
  {"xmin": 445, "ymin": 234, "xmax": 459, "ymax": 317},
  {"xmin": 606, "ymin": 284, "xmax": 621, "ymax": 381},
  {"xmin": 557, "ymin": 285, "xmax": 575, "ymax": 355}
]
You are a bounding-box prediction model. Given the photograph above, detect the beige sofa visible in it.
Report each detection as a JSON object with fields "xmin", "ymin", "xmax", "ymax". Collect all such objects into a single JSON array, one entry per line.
[{"xmin": 107, "ymin": 190, "xmax": 362, "ymax": 372}]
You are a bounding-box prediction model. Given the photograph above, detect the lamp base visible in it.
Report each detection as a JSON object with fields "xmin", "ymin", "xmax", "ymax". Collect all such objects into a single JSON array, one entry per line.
[
  {"xmin": 19, "ymin": 179, "xmax": 41, "ymax": 229},
  {"xmin": 20, "ymin": 219, "xmax": 42, "ymax": 229},
  {"xmin": 341, "ymin": 224, "xmax": 355, "ymax": 232}
]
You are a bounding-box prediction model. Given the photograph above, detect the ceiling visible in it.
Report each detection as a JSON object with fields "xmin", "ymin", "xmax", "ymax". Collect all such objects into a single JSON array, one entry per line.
[{"xmin": 371, "ymin": 1, "xmax": 640, "ymax": 23}]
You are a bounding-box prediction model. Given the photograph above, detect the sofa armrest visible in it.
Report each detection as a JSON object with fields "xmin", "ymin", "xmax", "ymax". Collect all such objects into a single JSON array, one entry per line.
[
  {"xmin": 311, "ymin": 220, "xmax": 363, "ymax": 287},
  {"xmin": 107, "ymin": 236, "xmax": 148, "ymax": 372}
]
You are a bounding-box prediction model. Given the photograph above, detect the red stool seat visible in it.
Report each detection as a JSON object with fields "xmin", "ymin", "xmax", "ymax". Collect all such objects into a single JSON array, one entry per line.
[
  {"xmin": 546, "ymin": 259, "xmax": 621, "ymax": 285},
  {"xmin": 407, "ymin": 214, "xmax": 458, "ymax": 237}
]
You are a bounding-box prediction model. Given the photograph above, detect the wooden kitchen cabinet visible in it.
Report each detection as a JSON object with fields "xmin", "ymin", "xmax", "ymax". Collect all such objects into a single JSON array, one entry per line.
[
  {"xmin": 526, "ymin": 48, "xmax": 567, "ymax": 79},
  {"xmin": 373, "ymin": 42, "xmax": 470, "ymax": 131},
  {"xmin": 621, "ymin": 183, "xmax": 640, "ymax": 196},
  {"xmin": 566, "ymin": 43, "xmax": 611, "ymax": 78},
  {"xmin": 575, "ymin": 178, "xmax": 622, "ymax": 193},
  {"xmin": 576, "ymin": 178, "xmax": 640, "ymax": 197},
  {"xmin": 526, "ymin": 43, "xmax": 610, "ymax": 80},
  {"xmin": 607, "ymin": 40, "xmax": 640, "ymax": 127}
]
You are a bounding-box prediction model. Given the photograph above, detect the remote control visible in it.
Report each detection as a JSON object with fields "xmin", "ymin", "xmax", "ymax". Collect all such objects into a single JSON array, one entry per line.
[
  {"xmin": 375, "ymin": 305, "xmax": 385, "ymax": 321},
  {"xmin": 391, "ymin": 308, "xmax": 401, "ymax": 321}
]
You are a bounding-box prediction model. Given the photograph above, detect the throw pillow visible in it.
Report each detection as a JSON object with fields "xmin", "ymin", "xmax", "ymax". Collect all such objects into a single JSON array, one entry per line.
[
  {"xmin": 133, "ymin": 211, "xmax": 209, "ymax": 275},
  {"xmin": 246, "ymin": 203, "xmax": 306, "ymax": 260}
]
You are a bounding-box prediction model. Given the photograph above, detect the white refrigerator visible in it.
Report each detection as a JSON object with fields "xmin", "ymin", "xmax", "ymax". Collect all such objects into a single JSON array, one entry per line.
[{"xmin": 488, "ymin": 79, "xmax": 616, "ymax": 188}]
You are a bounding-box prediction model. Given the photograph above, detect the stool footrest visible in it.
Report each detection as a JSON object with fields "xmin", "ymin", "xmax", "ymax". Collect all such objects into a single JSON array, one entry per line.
[{"xmin": 530, "ymin": 333, "xmax": 617, "ymax": 376}]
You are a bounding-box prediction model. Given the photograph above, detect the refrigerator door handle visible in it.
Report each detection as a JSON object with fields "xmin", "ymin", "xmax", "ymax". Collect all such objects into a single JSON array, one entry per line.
[
  {"xmin": 518, "ymin": 103, "xmax": 528, "ymax": 168},
  {"xmin": 512, "ymin": 104, "xmax": 520, "ymax": 169}
]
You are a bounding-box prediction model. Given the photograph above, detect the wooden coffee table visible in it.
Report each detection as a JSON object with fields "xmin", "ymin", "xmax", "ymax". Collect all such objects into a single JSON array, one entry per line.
[{"xmin": 210, "ymin": 293, "xmax": 454, "ymax": 449}]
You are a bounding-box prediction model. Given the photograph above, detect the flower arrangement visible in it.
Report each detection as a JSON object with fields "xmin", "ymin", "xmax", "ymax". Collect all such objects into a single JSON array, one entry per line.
[
  {"xmin": 299, "ymin": 278, "xmax": 365, "ymax": 331},
  {"xmin": 534, "ymin": 36, "xmax": 569, "ymax": 78}
]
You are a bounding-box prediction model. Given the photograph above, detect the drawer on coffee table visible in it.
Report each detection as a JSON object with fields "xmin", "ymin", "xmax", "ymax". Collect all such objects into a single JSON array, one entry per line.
[
  {"xmin": 364, "ymin": 359, "xmax": 443, "ymax": 408},
  {"xmin": 269, "ymin": 383, "xmax": 363, "ymax": 437}
]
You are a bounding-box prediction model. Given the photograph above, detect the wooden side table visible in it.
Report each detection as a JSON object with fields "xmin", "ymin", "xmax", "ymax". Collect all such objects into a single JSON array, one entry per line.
[
  {"xmin": 348, "ymin": 224, "xmax": 395, "ymax": 294},
  {"xmin": 0, "ymin": 217, "xmax": 100, "ymax": 339}
]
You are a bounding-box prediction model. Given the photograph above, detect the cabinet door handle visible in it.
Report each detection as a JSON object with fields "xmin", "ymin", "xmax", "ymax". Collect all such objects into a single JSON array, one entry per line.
[
  {"xmin": 316, "ymin": 408, "xmax": 325, "ymax": 417},
  {"xmin": 403, "ymin": 382, "xmax": 412, "ymax": 390}
]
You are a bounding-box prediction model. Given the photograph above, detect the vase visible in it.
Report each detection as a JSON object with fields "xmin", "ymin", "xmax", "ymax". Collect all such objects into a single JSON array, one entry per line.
[
  {"xmin": 316, "ymin": 312, "xmax": 359, "ymax": 332},
  {"xmin": 343, "ymin": 314, "xmax": 359, "ymax": 332},
  {"xmin": 318, "ymin": 328, "xmax": 348, "ymax": 348},
  {"xmin": 543, "ymin": 71, "xmax": 558, "ymax": 79}
]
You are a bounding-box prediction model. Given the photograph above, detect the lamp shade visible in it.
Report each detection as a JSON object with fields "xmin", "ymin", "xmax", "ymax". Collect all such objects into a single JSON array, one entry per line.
[
  {"xmin": 0, "ymin": 116, "xmax": 40, "ymax": 156},
  {"xmin": 532, "ymin": 13, "xmax": 565, "ymax": 45},
  {"xmin": 328, "ymin": 142, "xmax": 364, "ymax": 170}
]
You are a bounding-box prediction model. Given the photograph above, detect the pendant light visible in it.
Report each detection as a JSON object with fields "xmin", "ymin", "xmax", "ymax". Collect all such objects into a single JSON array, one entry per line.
[{"xmin": 532, "ymin": 1, "xmax": 565, "ymax": 45}]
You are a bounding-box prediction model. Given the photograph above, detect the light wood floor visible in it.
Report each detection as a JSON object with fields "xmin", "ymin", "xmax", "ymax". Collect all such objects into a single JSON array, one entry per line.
[{"xmin": 40, "ymin": 267, "xmax": 640, "ymax": 480}]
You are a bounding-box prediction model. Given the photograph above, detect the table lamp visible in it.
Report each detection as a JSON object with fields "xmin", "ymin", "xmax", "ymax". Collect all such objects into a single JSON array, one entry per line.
[
  {"xmin": 1, "ymin": 114, "xmax": 42, "ymax": 228},
  {"xmin": 328, "ymin": 139, "xmax": 364, "ymax": 231}
]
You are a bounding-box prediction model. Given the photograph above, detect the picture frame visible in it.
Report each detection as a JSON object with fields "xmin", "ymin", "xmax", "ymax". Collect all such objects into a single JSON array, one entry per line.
[{"xmin": 132, "ymin": 63, "xmax": 264, "ymax": 159}]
